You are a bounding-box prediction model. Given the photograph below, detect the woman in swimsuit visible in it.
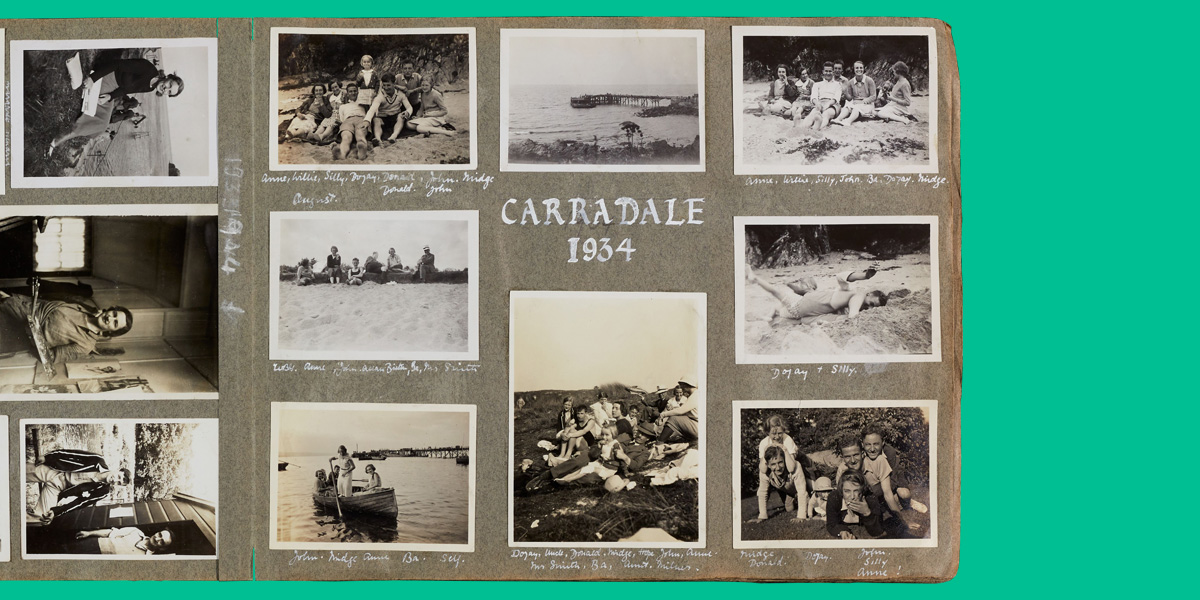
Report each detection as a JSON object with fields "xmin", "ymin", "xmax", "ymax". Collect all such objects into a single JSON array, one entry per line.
[{"xmin": 746, "ymin": 265, "xmax": 886, "ymax": 324}]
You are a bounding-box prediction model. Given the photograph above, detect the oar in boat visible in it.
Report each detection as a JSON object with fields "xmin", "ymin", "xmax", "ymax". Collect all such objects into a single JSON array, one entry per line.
[{"xmin": 328, "ymin": 458, "xmax": 343, "ymax": 518}]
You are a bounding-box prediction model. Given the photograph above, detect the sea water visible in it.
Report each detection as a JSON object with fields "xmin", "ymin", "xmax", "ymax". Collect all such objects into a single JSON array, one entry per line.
[
  {"xmin": 277, "ymin": 456, "xmax": 469, "ymax": 545},
  {"xmin": 508, "ymin": 84, "xmax": 700, "ymax": 146}
]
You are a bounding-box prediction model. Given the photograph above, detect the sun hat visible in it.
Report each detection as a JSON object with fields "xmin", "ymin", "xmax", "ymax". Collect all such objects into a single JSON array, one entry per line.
[
  {"xmin": 813, "ymin": 476, "xmax": 834, "ymax": 492},
  {"xmin": 678, "ymin": 375, "xmax": 698, "ymax": 388}
]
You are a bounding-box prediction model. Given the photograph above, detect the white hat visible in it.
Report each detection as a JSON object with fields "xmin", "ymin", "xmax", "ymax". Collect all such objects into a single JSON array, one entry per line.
[{"xmin": 678, "ymin": 376, "xmax": 698, "ymax": 388}]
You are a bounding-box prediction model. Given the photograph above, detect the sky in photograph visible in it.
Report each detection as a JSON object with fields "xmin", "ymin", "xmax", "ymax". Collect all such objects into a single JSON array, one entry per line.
[
  {"xmin": 512, "ymin": 294, "xmax": 703, "ymax": 392},
  {"xmin": 277, "ymin": 217, "xmax": 470, "ymax": 270},
  {"xmin": 278, "ymin": 407, "xmax": 470, "ymax": 455},
  {"xmin": 160, "ymin": 46, "xmax": 211, "ymax": 176},
  {"xmin": 507, "ymin": 35, "xmax": 699, "ymax": 87}
]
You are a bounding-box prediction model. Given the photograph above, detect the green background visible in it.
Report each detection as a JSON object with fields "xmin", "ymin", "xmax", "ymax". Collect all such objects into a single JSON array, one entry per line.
[{"xmin": 2, "ymin": 0, "xmax": 1187, "ymax": 594}]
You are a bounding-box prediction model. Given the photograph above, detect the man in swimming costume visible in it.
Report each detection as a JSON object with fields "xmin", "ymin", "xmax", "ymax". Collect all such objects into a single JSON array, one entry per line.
[{"xmin": 746, "ymin": 265, "xmax": 886, "ymax": 324}]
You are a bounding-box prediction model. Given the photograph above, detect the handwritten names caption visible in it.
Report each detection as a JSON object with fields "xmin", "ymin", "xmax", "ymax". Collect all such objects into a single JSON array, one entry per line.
[
  {"xmin": 262, "ymin": 171, "xmax": 495, "ymax": 201},
  {"xmin": 738, "ymin": 550, "xmax": 831, "ymax": 569},
  {"xmin": 290, "ymin": 550, "xmax": 464, "ymax": 569},
  {"xmin": 857, "ymin": 548, "xmax": 899, "ymax": 577},
  {"xmin": 769, "ymin": 363, "xmax": 888, "ymax": 381},
  {"xmin": 510, "ymin": 548, "xmax": 714, "ymax": 573},
  {"xmin": 273, "ymin": 361, "xmax": 481, "ymax": 377},
  {"xmin": 745, "ymin": 173, "xmax": 948, "ymax": 189}
]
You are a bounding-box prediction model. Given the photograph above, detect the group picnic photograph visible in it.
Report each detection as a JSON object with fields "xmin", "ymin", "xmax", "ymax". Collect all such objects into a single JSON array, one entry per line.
[
  {"xmin": 500, "ymin": 29, "xmax": 705, "ymax": 172},
  {"xmin": 510, "ymin": 291, "xmax": 706, "ymax": 547},
  {"xmin": 11, "ymin": 37, "xmax": 218, "ymax": 188},
  {"xmin": 270, "ymin": 403, "xmax": 475, "ymax": 552},
  {"xmin": 732, "ymin": 27, "xmax": 937, "ymax": 174},
  {"xmin": 271, "ymin": 27, "xmax": 477, "ymax": 170},
  {"xmin": 733, "ymin": 401, "xmax": 936, "ymax": 548},
  {"xmin": 22, "ymin": 418, "xmax": 219, "ymax": 559},
  {"xmin": 735, "ymin": 216, "xmax": 941, "ymax": 364},
  {"xmin": 269, "ymin": 210, "xmax": 479, "ymax": 362}
]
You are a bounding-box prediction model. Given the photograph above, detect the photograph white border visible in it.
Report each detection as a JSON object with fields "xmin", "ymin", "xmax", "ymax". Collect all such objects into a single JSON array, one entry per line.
[
  {"xmin": 499, "ymin": 28, "xmax": 706, "ymax": 173},
  {"xmin": 10, "ymin": 37, "xmax": 219, "ymax": 189},
  {"xmin": 731, "ymin": 26, "xmax": 938, "ymax": 175},
  {"xmin": 508, "ymin": 290, "xmax": 708, "ymax": 548},
  {"xmin": 269, "ymin": 402, "xmax": 477, "ymax": 553},
  {"xmin": 734, "ymin": 215, "xmax": 941, "ymax": 364},
  {"xmin": 0, "ymin": 203, "xmax": 220, "ymax": 401},
  {"xmin": 268, "ymin": 210, "xmax": 480, "ymax": 361},
  {"xmin": 1, "ymin": 29, "xmax": 6, "ymax": 195},
  {"xmin": 731, "ymin": 400, "xmax": 938, "ymax": 549},
  {"xmin": 1, "ymin": 415, "xmax": 9, "ymax": 562},
  {"xmin": 268, "ymin": 27, "xmax": 478, "ymax": 172},
  {"xmin": 20, "ymin": 417, "xmax": 220, "ymax": 561}
]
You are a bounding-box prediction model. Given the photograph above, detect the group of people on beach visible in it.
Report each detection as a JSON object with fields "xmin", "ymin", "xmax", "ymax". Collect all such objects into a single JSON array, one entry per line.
[
  {"xmin": 314, "ymin": 445, "xmax": 384, "ymax": 498},
  {"xmin": 750, "ymin": 415, "xmax": 928, "ymax": 539},
  {"xmin": 757, "ymin": 59, "xmax": 918, "ymax": 131},
  {"xmin": 294, "ymin": 245, "xmax": 437, "ymax": 286},
  {"xmin": 284, "ymin": 55, "xmax": 456, "ymax": 161}
]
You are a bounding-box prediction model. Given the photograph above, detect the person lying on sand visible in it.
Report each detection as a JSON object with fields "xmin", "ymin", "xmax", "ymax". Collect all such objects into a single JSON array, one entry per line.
[
  {"xmin": 832, "ymin": 61, "xmax": 879, "ymax": 127},
  {"xmin": 527, "ymin": 428, "xmax": 643, "ymax": 493},
  {"xmin": 406, "ymin": 80, "xmax": 457, "ymax": 137},
  {"xmin": 746, "ymin": 265, "xmax": 886, "ymax": 324},
  {"xmin": 797, "ymin": 62, "xmax": 843, "ymax": 131}
]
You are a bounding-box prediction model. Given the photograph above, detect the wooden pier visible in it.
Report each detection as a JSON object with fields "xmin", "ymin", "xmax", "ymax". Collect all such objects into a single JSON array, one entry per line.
[
  {"xmin": 570, "ymin": 93, "xmax": 697, "ymax": 108},
  {"xmin": 382, "ymin": 445, "xmax": 470, "ymax": 459}
]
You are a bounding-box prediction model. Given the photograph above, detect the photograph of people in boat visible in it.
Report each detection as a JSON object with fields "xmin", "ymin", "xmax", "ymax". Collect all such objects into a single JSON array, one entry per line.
[
  {"xmin": 501, "ymin": 29, "xmax": 705, "ymax": 172},
  {"xmin": 22, "ymin": 419, "xmax": 219, "ymax": 559},
  {"xmin": 510, "ymin": 292, "xmax": 706, "ymax": 547},
  {"xmin": 734, "ymin": 401, "xmax": 936, "ymax": 548},
  {"xmin": 271, "ymin": 403, "xmax": 475, "ymax": 551},
  {"xmin": 271, "ymin": 27, "xmax": 476, "ymax": 170},
  {"xmin": 11, "ymin": 38, "xmax": 218, "ymax": 188}
]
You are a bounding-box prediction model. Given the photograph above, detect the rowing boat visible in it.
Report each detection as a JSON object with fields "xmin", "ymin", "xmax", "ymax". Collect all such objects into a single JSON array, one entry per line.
[{"xmin": 312, "ymin": 487, "xmax": 397, "ymax": 517}]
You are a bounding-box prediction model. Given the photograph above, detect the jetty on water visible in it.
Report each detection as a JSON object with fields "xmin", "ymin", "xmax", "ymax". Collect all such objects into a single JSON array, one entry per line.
[
  {"xmin": 570, "ymin": 93, "xmax": 698, "ymax": 108},
  {"xmin": 378, "ymin": 445, "xmax": 470, "ymax": 459}
]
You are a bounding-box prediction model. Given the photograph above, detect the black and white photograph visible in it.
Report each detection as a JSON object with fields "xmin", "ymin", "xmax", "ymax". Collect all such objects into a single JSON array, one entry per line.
[
  {"xmin": 270, "ymin": 27, "xmax": 477, "ymax": 170},
  {"xmin": 735, "ymin": 216, "xmax": 941, "ymax": 364},
  {"xmin": 733, "ymin": 401, "xmax": 936, "ymax": 548},
  {"xmin": 500, "ymin": 29, "xmax": 705, "ymax": 172},
  {"xmin": 0, "ymin": 205, "xmax": 220, "ymax": 399},
  {"xmin": 270, "ymin": 403, "xmax": 475, "ymax": 552},
  {"xmin": 269, "ymin": 210, "xmax": 479, "ymax": 361},
  {"xmin": 22, "ymin": 418, "xmax": 219, "ymax": 559},
  {"xmin": 732, "ymin": 27, "xmax": 937, "ymax": 174},
  {"xmin": 11, "ymin": 37, "xmax": 218, "ymax": 188},
  {"xmin": 510, "ymin": 291, "xmax": 706, "ymax": 547},
  {"xmin": 1, "ymin": 415, "xmax": 9, "ymax": 562},
  {"xmin": 1, "ymin": 30, "xmax": 6, "ymax": 194}
]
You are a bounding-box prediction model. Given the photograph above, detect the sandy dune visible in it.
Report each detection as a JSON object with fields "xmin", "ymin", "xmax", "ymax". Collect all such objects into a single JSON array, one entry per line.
[{"xmin": 277, "ymin": 282, "xmax": 469, "ymax": 353}]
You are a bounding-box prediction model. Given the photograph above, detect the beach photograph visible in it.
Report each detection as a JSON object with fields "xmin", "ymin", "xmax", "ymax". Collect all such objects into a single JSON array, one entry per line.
[
  {"xmin": 270, "ymin": 28, "xmax": 476, "ymax": 170},
  {"xmin": 22, "ymin": 418, "xmax": 219, "ymax": 559},
  {"xmin": 269, "ymin": 210, "xmax": 479, "ymax": 361},
  {"xmin": 501, "ymin": 29, "xmax": 705, "ymax": 172},
  {"xmin": 0, "ymin": 205, "xmax": 220, "ymax": 400},
  {"xmin": 11, "ymin": 38, "xmax": 218, "ymax": 188},
  {"xmin": 733, "ymin": 27, "xmax": 937, "ymax": 175},
  {"xmin": 735, "ymin": 217, "xmax": 941, "ymax": 364},
  {"xmin": 733, "ymin": 401, "xmax": 936, "ymax": 549},
  {"xmin": 510, "ymin": 291, "xmax": 706, "ymax": 547},
  {"xmin": 270, "ymin": 403, "xmax": 475, "ymax": 551}
]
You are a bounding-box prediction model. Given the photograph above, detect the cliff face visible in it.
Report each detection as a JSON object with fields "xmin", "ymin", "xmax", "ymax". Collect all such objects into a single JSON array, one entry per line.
[
  {"xmin": 278, "ymin": 33, "xmax": 471, "ymax": 91},
  {"xmin": 741, "ymin": 35, "xmax": 931, "ymax": 93}
]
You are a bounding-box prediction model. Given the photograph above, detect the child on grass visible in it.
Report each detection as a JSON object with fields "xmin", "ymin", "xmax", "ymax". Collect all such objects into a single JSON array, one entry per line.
[{"xmin": 806, "ymin": 476, "xmax": 834, "ymax": 519}]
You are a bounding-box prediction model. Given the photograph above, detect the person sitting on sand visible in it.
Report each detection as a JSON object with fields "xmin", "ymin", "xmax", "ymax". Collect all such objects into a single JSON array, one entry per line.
[
  {"xmin": 364, "ymin": 74, "xmax": 414, "ymax": 146},
  {"xmin": 749, "ymin": 445, "xmax": 804, "ymax": 523},
  {"xmin": 833, "ymin": 60, "xmax": 879, "ymax": 127},
  {"xmin": 414, "ymin": 246, "xmax": 437, "ymax": 282},
  {"xmin": 876, "ymin": 62, "xmax": 917, "ymax": 124},
  {"xmin": 331, "ymin": 82, "xmax": 371, "ymax": 161},
  {"xmin": 364, "ymin": 252, "xmax": 384, "ymax": 274},
  {"xmin": 399, "ymin": 62, "xmax": 423, "ymax": 96},
  {"xmin": 347, "ymin": 258, "xmax": 365, "ymax": 286},
  {"xmin": 286, "ymin": 83, "xmax": 333, "ymax": 141},
  {"xmin": 549, "ymin": 404, "xmax": 602, "ymax": 465},
  {"xmin": 797, "ymin": 62, "xmax": 843, "ymax": 131},
  {"xmin": 655, "ymin": 378, "xmax": 701, "ymax": 444},
  {"xmin": 745, "ymin": 265, "xmax": 886, "ymax": 324},
  {"xmin": 826, "ymin": 469, "xmax": 884, "ymax": 540},
  {"xmin": 406, "ymin": 80, "xmax": 457, "ymax": 137},
  {"xmin": 386, "ymin": 248, "xmax": 404, "ymax": 272},
  {"xmin": 295, "ymin": 259, "xmax": 316, "ymax": 286},
  {"xmin": 759, "ymin": 64, "xmax": 801, "ymax": 118},
  {"xmin": 325, "ymin": 247, "xmax": 343, "ymax": 284},
  {"xmin": 361, "ymin": 464, "xmax": 382, "ymax": 492}
]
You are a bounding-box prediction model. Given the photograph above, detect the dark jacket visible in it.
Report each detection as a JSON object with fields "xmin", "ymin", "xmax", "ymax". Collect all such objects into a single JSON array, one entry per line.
[
  {"xmin": 89, "ymin": 58, "xmax": 159, "ymax": 98},
  {"xmin": 825, "ymin": 489, "xmax": 885, "ymax": 539},
  {"xmin": 52, "ymin": 481, "xmax": 113, "ymax": 517},
  {"xmin": 43, "ymin": 449, "xmax": 109, "ymax": 473}
]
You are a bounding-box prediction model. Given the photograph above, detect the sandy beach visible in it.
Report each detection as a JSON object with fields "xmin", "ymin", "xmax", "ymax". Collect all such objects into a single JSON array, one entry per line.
[
  {"xmin": 744, "ymin": 252, "xmax": 934, "ymax": 357},
  {"xmin": 277, "ymin": 282, "xmax": 469, "ymax": 353},
  {"xmin": 740, "ymin": 81, "xmax": 930, "ymax": 168},
  {"xmin": 276, "ymin": 87, "xmax": 471, "ymax": 166}
]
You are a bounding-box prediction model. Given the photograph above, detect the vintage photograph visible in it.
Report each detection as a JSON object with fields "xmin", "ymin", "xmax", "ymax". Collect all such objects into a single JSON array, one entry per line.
[
  {"xmin": 733, "ymin": 401, "xmax": 936, "ymax": 548},
  {"xmin": 0, "ymin": 205, "xmax": 220, "ymax": 399},
  {"xmin": 735, "ymin": 216, "xmax": 941, "ymax": 364},
  {"xmin": 11, "ymin": 38, "xmax": 218, "ymax": 188},
  {"xmin": 271, "ymin": 27, "xmax": 477, "ymax": 170},
  {"xmin": 271, "ymin": 403, "xmax": 475, "ymax": 552},
  {"xmin": 1, "ymin": 30, "xmax": 6, "ymax": 194},
  {"xmin": 22, "ymin": 418, "xmax": 219, "ymax": 559},
  {"xmin": 1, "ymin": 415, "xmax": 9, "ymax": 562},
  {"xmin": 269, "ymin": 210, "xmax": 479, "ymax": 361},
  {"xmin": 510, "ymin": 292, "xmax": 706, "ymax": 547},
  {"xmin": 500, "ymin": 29, "xmax": 705, "ymax": 172},
  {"xmin": 733, "ymin": 27, "xmax": 937, "ymax": 174}
]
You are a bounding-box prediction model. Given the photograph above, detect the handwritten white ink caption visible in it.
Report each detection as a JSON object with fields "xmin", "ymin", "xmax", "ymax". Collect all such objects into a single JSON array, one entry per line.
[
  {"xmin": 272, "ymin": 361, "xmax": 480, "ymax": 377},
  {"xmin": 290, "ymin": 550, "xmax": 464, "ymax": 569},
  {"xmin": 501, "ymin": 197, "xmax": 705, "ymax": 263},
  {"xmin": 745, "ymin": 173, "xmax": 948, "ymax": 189},
  {"xmin": 769, "ymin": 364, "xmax": 889, "ymax": 381},
  {"xmin": 219, "ymin": 158, "xmax": 247, "ymax": 320},
  {"xmin": 857, "ymin": 548, "xmax": 899, "ymax": 577},
  {"xmin": 261, "ymin": 170, "xmax": 495, "ymax": 201},
  {"xmin": 510, "ymin": 548, "xmax": 714, "ymax": 573}
]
